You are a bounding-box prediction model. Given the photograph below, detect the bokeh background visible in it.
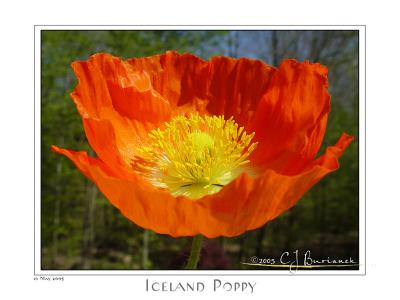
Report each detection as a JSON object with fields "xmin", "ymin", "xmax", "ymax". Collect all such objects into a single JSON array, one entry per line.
[{"xmin": 41, "ymin": 30, "xmax": 359, "ymax": 270}]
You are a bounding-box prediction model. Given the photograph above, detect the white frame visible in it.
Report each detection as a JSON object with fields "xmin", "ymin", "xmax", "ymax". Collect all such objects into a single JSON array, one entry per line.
[{"xmin": 34, "ymin": 25, "xmax": 366, "ymax": 276}]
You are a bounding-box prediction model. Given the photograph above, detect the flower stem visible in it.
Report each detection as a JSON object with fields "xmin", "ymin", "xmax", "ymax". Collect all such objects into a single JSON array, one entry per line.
[{"xmin": 185, "ymin": 235, "xmax": 203, "ymax": 269}]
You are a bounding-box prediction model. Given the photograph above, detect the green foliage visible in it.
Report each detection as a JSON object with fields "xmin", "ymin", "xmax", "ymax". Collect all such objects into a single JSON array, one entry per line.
[{"xmin": 41, "ymin": 30, "xmax": 359, "ymax": 270}]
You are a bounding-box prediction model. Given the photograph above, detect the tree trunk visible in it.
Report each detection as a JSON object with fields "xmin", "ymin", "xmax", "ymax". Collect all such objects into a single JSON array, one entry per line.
[
  {"xmin": 51, "ymin": 160, "xmax": 62, "ymax": 267},
  {"xmin": 81, "ymin": 182, "xmax": 98, "ymax": 269}
]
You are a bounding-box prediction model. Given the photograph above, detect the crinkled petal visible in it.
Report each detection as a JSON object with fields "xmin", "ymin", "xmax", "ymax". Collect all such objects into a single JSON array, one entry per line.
[
  {"xmin": 127, "ymin": 51, "xmax": 210, "ymax": 112},
  {"xmin": 51, "ymin": 133, "xmax": 353, "ymax": 238},
  {"xmin": 127, "ymin": 52, "xmax": 276, "ymax": 127},
  {"xmin": 82, "ymin": 118, "xmax": 139, "ymax": 177},
  {"xmin": 249, "ymin": 59, "xmax": 330, "ymax": 174},
  {"xmin": 205, "ymin": 56, "xmax": 275, "ymax": 126},
  {"xmin": 71, "ymin": 53, "xmax": 172, "ymax": 164},
  {"xmin": 246, "ymin": 133, "xmax": 353, "ymax": 231},
  {"xmin": 71, "ymin": 53, "xmax": 172, "ymax": 123}
]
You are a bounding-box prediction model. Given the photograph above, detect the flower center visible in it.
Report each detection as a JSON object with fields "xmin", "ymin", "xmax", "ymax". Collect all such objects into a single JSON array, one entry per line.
[{"xmin": 134, "ymin": 114, "xmax": 257, "ymax": 200}]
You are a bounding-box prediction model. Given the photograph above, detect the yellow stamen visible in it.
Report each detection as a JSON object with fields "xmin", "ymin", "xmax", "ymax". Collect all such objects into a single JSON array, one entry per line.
[{"xmin": 134, "ymin": 114, "xmax": 258, "ymax": 200}]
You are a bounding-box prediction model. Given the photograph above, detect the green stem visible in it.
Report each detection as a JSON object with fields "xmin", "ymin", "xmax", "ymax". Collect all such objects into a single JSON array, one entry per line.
[{"xmin": 185, "ymin": 235, "xmax": 203, "ymax": 269}]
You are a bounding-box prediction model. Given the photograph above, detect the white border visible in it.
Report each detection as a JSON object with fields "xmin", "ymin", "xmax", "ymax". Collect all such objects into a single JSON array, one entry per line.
[{"xmin": 34, "ymin": 25, "xmax": 366, "ymax": 276}]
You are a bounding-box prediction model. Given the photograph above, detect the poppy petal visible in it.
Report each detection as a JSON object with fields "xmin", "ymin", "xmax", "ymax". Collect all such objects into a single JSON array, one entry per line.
[
  {"xmin": 205, "ymin": 56, "xmax": 275, "ymax": 126},
  {"xmin": 194, "ymin": 133, "xmax": 353, "ymax": 237},
  {"xmin": 249, "ymin": 59, "xmax": 330, "ymax": 174},
  {"xmin": 51, "ymin": 133, "xmax": 353, "ymax": 238},
  {"xmin": 246, "ymin": 133, "xmax": 354, "ymax": 231},
  {"xmin": 127, "ymin": 51, "xmax": 210, "ymax": 112},
  {"xmin": 71, "ymin": 53, "xmax": 173, "ymax": 164},
  {"xmin": 127, "ymin": 52, "xmax": 276, "ymax": 124},
  {"xmin": 71, "ymin": 53, "xmax": 171, "ymax": 124},
  {"xmin": 82, "ymin": 118, "xmax": 141, "ymax": 176}
]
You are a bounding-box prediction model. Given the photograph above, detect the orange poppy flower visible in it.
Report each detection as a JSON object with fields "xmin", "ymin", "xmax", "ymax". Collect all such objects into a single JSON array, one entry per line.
[{"xmin": 52, "ymin": 51, "xmax": 353, "ymax": 238}]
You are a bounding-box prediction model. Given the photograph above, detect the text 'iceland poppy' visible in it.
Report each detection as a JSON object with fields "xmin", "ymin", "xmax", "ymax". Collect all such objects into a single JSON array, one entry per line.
[{"xmin": 52, "ymin": 51, "xmax": 353, "ymax": 238}]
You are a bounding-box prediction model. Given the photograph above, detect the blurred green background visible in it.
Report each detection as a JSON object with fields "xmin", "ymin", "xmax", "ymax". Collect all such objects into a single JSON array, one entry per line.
[{"xmin": 41, "ymin": 30, "xmax": 359, "ymax": 270}]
